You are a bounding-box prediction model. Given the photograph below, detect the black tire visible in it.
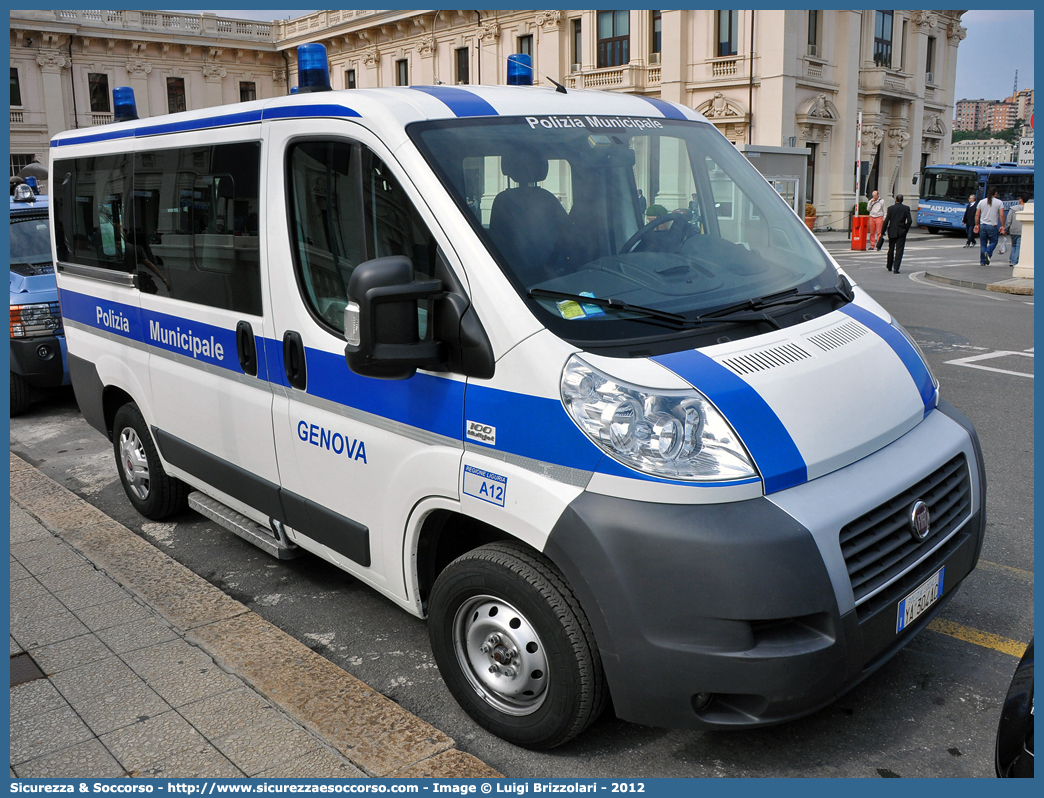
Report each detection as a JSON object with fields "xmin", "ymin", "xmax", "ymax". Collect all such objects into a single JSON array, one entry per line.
[
  {"xmin": 928, "ymin": 226, "xmax": 940, "ymax": 234},
  {"xmin": 112, "ymin": 403, "xmax": 188, "ymax": 520},
  {"xmin": 428, "ymin": 541, "xmax": 608, "ymax": 749},
  {"xmin": 10, "ymin": 372, "xmax": 31, "ymax": 417}
]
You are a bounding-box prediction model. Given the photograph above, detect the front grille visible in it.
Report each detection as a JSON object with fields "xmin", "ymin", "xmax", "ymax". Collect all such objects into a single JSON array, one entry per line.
[{"xmin": 841, "ymin": 454, "xmax": 971, "ymax": 605}]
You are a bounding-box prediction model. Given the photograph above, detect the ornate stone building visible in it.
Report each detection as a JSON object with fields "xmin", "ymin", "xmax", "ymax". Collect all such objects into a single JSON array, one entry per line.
[{"xmin": 11, "ymin": 9, "xmax": 967, "ymax": 227}]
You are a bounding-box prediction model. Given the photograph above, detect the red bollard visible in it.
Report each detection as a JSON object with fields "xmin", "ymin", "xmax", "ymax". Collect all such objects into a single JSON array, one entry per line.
[{"xmin": 852, "ymin": 215, "xmax": 869, "ymax": 250}]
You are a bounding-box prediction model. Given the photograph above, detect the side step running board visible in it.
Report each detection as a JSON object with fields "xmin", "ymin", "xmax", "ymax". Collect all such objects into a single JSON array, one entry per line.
[{"xmin": 188, "ymin": 492, "xmax": 301, "ymax": 560}]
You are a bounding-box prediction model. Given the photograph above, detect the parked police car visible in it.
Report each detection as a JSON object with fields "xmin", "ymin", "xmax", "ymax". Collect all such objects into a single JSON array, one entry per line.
[
  {"xmin": 49, "ymin": 48, "xmax": 986, "ymax": 749},
  {"xmin": 10, "ymin": 179, "xmax": 69, "ymax": 415}
]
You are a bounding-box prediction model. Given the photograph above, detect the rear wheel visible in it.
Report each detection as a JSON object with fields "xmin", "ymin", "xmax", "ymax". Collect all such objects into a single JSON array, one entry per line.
[
  {"xmin": 112, "ymin": 403, "xmax": 187, "ymax": 520},
  {"xmin": 428, "ymin": 541, "xmax": 608, "ymax": 749},
  {"xmin": 10, "ymin": 373, "xmax": 31, "ymax": 416},
  {"xmin": 928, "ymin": 226, "xmax": 940, "ymax": 234}
]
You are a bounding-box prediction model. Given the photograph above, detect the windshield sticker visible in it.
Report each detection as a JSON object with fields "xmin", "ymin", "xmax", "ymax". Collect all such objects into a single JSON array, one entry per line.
[
  {"xmin": 463, "ymin": 465, "xmax": 507, "ymax": 507},
  {"xmin": 557, "ymin": 293, "xmax": 605, "ymax": 320},
  {"xmin": 525, "ymin": 116, "xmax": 665, "ymax": 131}
]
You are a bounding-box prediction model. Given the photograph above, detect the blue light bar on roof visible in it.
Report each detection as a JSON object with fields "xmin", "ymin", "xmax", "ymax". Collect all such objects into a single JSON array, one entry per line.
[
  {"xmin": 507, "ymin": 54, "xmax": 534, "ymax": 86},
  {"xmin": 298, "ymin": 43, "xmax": 332, "ymax": 93},
  {"xmin": 113, "ymin": 86, "xmax": 138, "ymax": 122}
]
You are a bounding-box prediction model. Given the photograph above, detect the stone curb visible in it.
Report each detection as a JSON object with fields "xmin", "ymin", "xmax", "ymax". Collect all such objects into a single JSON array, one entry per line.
[
  {"xmin": 9, "ymin": 452, "xmax": 502, "ymax": 779},
  {"xmin": 923, "ymin": 271, "xmax": 1034, "ymax": 296}
]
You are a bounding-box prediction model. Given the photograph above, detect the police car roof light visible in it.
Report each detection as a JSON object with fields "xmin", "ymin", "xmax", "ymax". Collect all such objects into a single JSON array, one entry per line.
[
  {"xmin": 507, "ymin": 54, "xmax": 534, "ymax": 86},
  {"xmin": 297, "ymin": 43, "xmax": 332, "ymax": 93},
  {"xmin": 13, "ymin": 183, "xmax": 35, "ymax": 202},
  {"xmin": 290, "ymin": 86, "xmax": 299, "ymax": 94},
  {"xmin": 113, "ymin": 86, "xmax": 138, "ymax": 122}
]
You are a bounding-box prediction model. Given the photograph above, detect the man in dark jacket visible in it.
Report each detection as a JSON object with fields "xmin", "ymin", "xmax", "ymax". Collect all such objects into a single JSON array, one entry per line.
[
  {"xmin": 877, "ymin": 194, "xmax": 912, "ymax": 273},
  {"xmin": 962, "ymin": 194, "xmax": 978, "ymax": 247}
]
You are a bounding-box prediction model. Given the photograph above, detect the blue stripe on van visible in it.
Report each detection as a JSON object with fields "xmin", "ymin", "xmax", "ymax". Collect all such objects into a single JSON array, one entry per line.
[
  {"xmin": 652, "ymin": 349, "xmax": 808, "ymax": 494},
  {"xmin": 51, "ymin": 105, "xmax": 362, "ymax": 147},
  {"xmin": 841, "ymin": 304, "xmax": 937, "ymax": 414},
  {"xmin": 634, "ymin": 95, "xmax": 689, "ymax": 120},
  {"xmin": 408, "ymin": 86, "xmax": 499, "ymax": 118},
  {"xmin": 262, "ymin": 104, "xmax": 361, "ymax": 121}
]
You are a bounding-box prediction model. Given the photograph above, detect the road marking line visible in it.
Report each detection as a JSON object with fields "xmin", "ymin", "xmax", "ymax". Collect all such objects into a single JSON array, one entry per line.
[
  {"xmin": 909, "ymin": 271, "xmax": 1011, "ymax": 300},
  {"xmin": 928, "ymin": 619, "xmax": 1028, "ymax": 658},
  {"xmin": 978, "ymin": 559, "xmax": 1034, "ymax": 581},
  {"xmin": 945, "ymin": 350, "xmax": 1034, "ymax": 378}
]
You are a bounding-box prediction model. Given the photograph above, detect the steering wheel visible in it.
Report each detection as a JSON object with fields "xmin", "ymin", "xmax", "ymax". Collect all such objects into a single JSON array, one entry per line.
[{"xmin": 617, "ymin": 214, "xmax": 690, "ymax": 255}]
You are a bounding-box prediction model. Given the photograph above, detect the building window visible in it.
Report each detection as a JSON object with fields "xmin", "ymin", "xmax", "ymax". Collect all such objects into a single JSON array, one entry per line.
[
  {"xmin": 11, "ymin": 68, "xmax": 22, "ymax": 107},
  {"xmin": 396, "ymin": 59, "xmax": 409, "ymax": 87},
  {"xmin": 239, "ymin": 81, "xmax": 256, "ymax": 103},
  {"xmin": 874, "ymin": 11, "xmax": 893, "ymax": 68},
  {"xmin": 652, "ymin": 10, "xmax": 662, "ymax": 55},
  {"xmin": 925, "ymin": 36, "xmax": 936, "ymax": 79},
  {"xmin": 88, "ymin": 73, "xmax": 110, "ymax": 113},
  {"xmin": 345, "ymin": 69, "xmax": 356, "ymax": 89},
  {"xmin": 597, "ymin": 10, "xmax": 630, "ymax": 68},
  {"xmin": 807, "ymin": 10, "xmax": 819, "ymax": 56},
  {"xmin": 455, "ymin": 48, "xmax": 469, "ymax": 85},
  {"xmin": 11, "ymin": 154, "xmax": 35, "ymax": 178},
  {"xmin": 518, "ymin": 34, "xmax": 533, "ymax": 58},
  {"xmin": 167, "ymin": 78, "xmax": 186, "ymax": 114},
  {"xmin": 572, "ymin": 18, "xmax": 582, "ymax": 67},
  {"xmin": 717, "ymin": 11, "xmax": 740, "ymax": 57},
  {"xmin": 805, "ymin": 143, "xmax": 817, "ymax": 204}
]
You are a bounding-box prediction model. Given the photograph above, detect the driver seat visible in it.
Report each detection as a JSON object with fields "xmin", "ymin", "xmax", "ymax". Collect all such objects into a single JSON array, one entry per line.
[{"xmin": 487, "ymin": 152, "xmax": 568, "ymax": 284}]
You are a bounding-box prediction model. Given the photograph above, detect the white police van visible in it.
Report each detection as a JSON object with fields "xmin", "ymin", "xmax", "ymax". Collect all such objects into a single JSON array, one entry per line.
[{"xmin": 50, "ymin": 47, "xmax": 985, "ymax": 749}]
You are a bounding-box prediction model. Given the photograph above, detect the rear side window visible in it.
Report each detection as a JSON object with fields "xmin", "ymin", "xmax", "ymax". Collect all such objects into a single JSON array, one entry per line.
[
  {"xmin": 287, "ymin": 140, "xmax": 438, "ymax": 333},
  {"xmin": 54, "ymin": 143, "xmax": 262, "ymax": 315},
  {"xmin": 53, "ymin": 154, "xmax": 133, "ymax": 272}
]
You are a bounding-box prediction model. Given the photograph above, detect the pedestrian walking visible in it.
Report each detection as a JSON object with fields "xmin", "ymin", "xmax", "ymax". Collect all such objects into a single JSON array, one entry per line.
[
  {"xmin": 974, "ymin": 187, "xmax": 1006, "ymax": 266},
  {"xmin": 879, "ymin": 194, "xmax": 912, "ymax": 273},
  {"xmin": 637, "ymin": 189, "xmax": 647, "ymax": 215},
  {"xmin": 1007, "ymin": 194, "xmax": 1027, "ymax": 266},
  {"xmin": 867, "ymin": 190, "xmax": 886, "ymax": 251},
  {"xmin": 962, "ymin": 195, "xmax": 978, "ymax": 247}
]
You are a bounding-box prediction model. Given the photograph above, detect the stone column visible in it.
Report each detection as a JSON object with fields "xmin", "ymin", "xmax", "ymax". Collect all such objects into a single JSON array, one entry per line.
[
  {"xmin": 125, "ymin": 50, "xmax": 153, "ymax": 118},
  {"xmin": 1012, "ymin": 201, "xmax": 1033, "ymax": 279},
  {"xmin": 36, "ymin": 49, "xmax": 71, "ymax": 139}
]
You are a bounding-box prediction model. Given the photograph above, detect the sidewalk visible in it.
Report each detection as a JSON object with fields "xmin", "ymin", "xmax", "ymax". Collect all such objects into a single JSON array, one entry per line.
[
  {"xmin": 9, "ymin": 453, "xmax": 501, "ymax": 779},
  {"xmin": 814, "ymin": 229, "xmax": 1033, "ymax": 296}
]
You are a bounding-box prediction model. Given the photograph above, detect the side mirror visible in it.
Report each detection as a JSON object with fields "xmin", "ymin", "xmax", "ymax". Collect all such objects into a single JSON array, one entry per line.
[
  {"xmin": 344, "ymin": 256, "xmax": 444, "ymax": 380},
  {"xmin": 912, "ymin": 173, "xmax": 919, "ymax": 186}
]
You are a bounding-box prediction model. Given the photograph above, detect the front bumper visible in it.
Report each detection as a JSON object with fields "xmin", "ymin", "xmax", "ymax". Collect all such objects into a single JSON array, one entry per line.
[
  {"xmin": 544, "ymin": 400, "xmax": 985, "ymax": 730},
  {"xmin": 10, "ymin": 335, "xmax": 69, "ymax": 388}
]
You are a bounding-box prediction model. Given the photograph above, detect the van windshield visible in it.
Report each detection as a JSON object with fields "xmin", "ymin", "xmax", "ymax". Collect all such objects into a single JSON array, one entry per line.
[{"xmin": 410, "ymin": 117, "xmax": 838, "ymax": 345}]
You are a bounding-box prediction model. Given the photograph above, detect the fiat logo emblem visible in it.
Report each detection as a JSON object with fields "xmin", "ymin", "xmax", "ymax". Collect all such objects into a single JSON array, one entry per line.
[{"xmin": 909, "ymin": 500, "xmax": 931, "ymax": 542}]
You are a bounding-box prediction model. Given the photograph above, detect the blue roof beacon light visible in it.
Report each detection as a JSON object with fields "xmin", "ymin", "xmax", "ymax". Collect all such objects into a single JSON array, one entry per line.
[
  {"xmin": 290, "ymin": 86, "xmax": 299, "ymax": 94},
  {"xmin": 112, "ymin": 86, "xmax": 138, "ymax": 122},
  {"xmin": 297, "ymin": 43, "xmax": 332, "ymax": 93},
  {"xmin": 506, "ymin": 53, "xmax": 534, "ymax": 86}
]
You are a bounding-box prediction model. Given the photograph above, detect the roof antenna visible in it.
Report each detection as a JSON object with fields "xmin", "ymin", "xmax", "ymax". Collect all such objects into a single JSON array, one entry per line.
[{"xmin": 546, "ymin": 75, "xmax": 567, "ymax": 94}]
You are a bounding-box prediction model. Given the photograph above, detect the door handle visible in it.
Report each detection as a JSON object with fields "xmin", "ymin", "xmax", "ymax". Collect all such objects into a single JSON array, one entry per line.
[
  {"xmin": 283, "ymin": 330, "xmax": 307, "ymax": 390},
  {"xmin": 236, "ymin": 321, "xmax": 257, "ymax": 377}
]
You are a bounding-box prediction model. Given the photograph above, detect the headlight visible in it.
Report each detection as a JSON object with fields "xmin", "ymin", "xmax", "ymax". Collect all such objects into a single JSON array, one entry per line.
[
  {"xmin": 890, "ymin": 317, "xmax": 939, "ymax": 394},
  {"xmin": 10, "ymin": 302, "xmax": 63, "ymax": 339},
  {"xmin": 561, "ymin": 355, "xmax": 757, "ymax": 481}
]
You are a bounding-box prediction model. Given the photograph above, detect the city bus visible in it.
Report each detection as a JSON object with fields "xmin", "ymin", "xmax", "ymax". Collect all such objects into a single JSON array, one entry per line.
[{"xmin": 917, "ymin": 163, "xmax": 1034, "ymax": 234}]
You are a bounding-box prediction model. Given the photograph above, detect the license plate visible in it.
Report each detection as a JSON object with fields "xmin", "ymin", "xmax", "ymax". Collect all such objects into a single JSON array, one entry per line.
[{"xmin": 896, "ymin": 566, "xmax": 945, "ymax": 633}]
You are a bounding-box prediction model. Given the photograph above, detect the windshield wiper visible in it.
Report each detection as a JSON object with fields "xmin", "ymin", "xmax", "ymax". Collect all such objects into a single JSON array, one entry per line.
[
  {"xmin": 528, "ymin": 289, "xmax": 690, "ymax": 327},
  {"xmin": 700, "ymin": 275, "xmax": 854, "ymax": 319},
  {"xmin": 528, "ymin": 289, "xmax": 783, "ymax": 331}
]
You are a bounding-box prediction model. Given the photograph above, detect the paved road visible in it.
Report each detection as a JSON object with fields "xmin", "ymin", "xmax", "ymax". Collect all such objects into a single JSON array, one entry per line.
[{"xmin": 11, "ymin": 234, "xmax": 1032, "ymax": 777}]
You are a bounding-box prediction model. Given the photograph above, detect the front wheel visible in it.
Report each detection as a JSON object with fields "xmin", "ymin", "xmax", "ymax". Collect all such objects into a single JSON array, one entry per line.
[
  {"xmin": 428, "ymin": 542, "xmax": 608, "ymax": 749},
  {"xmin": 112, "ymin": 403, "xmax": 187, "ymax": 520},
  {"xmin": 927, "ymin": 226, "xmax": 940, "ymax": 234}
]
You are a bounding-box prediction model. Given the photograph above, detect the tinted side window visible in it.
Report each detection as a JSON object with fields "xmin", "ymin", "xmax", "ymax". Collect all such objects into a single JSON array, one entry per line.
[
  {"xmin": 133, "ymin": 142, "xmax": 262, "ymax": 314},
  {"xmin": 53, "ymin": 154, "xmax": 133, "ymax": 272},
  {"xmin": 288, "ymin": 140, "xmax": 437, "ymax": 333}
]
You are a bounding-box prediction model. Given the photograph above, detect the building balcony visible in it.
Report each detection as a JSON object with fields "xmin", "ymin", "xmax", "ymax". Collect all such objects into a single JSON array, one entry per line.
[
  {"xmin": 10, "ymin": 109, "xmax": 47, "ymax": 128},
  {"xmin": 53, "ymin": 10, "xmax": 274, "ymax": 42},
  {"xmin": 565, "ymin": 64, "xmax": 661, "ymax": 92},
  {"xmin": 859, "ymin": 67, "xmax": 913, "ymax": 97}
]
